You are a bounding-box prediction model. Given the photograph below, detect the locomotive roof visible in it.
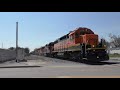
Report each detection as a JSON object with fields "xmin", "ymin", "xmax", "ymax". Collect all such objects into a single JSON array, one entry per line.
[
  {"xmin": 59, "ymin": 34, "xmax": 69, "ymax": 40},
  {"xmin": 69, "ymin": 27, "xmax": 94, "ymax": 35},
  {"xmin": 53, "ymin": 34, "xmax": 69, "ymax": 44}
]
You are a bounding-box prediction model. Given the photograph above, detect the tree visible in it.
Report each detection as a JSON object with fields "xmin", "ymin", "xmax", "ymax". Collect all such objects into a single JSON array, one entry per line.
[
  {"xmin": 8, "ymin": 47, "xmax": 15, "ymax": 50},
  {"xmin": 24, "ymin": 47, "xmax": 30, "ymax": 54},
  {"xmin": 109, "ymin": 33, "xmax": 120, "ymax": 48},
  {"xmin": 100, "ymin": 38, "xmax": 110, "ymax": 48}
]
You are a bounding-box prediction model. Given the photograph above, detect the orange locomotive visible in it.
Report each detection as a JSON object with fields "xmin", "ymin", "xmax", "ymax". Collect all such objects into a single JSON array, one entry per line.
[{"xmin": 35, "ymin": 27, "xmax": 109, "ymax": 62}]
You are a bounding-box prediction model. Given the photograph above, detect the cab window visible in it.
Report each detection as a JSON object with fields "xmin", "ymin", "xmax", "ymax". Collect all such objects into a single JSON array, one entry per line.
[{"xmin": 69, "ymin": 34, "xmax": 74, "ymax": 40}]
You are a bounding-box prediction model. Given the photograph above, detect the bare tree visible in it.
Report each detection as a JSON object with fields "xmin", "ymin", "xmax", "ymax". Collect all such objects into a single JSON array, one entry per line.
[
  {"xmin": 109, "ymin": 33, "xmax": 120, "ymax": 48},
  {"xmin": 100, "ymin": 38, "xmax": 110, "ymax": 48}
]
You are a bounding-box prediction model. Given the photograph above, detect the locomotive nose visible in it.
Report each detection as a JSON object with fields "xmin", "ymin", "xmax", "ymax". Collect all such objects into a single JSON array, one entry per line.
[{"xmin": 83, "ymin": 34, "xmax": 98, "ymax": 47}]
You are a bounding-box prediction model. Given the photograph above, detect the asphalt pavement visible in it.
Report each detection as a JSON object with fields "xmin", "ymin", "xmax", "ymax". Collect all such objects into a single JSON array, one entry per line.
[{"xmin": 0, "ymin": 55, "xmax": 120, "ymax": 78}]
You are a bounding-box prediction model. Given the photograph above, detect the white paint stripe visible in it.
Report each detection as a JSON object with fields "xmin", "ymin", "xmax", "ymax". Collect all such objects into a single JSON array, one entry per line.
[
  {"xmin": 47, "ymin": 65, "xmax": 87, "ymax": 68},
  {"xmin": 21, "ymin": 62, "xmax": 46, "ymax": 65},
  {"xmin": 56, "ymin": 76, "xmax": 120, "ymax": 78}
]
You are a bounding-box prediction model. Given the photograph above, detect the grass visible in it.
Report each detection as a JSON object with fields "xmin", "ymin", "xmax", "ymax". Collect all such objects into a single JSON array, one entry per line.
[{"xmin": 109, "ymin": 54, "xmax": 120, "ymax": 57}]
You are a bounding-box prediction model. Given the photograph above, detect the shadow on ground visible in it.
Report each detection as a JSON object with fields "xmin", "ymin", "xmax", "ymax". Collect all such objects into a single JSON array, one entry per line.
[
  {"xmin": 79, "ymin": 61, "xmax": 120, "ymax": 65},
  {"xmin": 55, "ymin": 57, "xmax": 120, "ymax": 65},
  {"xmin": 66, "ymin": 58, "xmax": 120, "ymax": 65},
  {"xmin": 0, "ymin": 66, "xmax": 42, "ymax": 68}
]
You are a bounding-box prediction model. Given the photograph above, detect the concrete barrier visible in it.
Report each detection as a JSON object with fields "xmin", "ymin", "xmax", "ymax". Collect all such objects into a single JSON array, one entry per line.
[{"xmin": 17, "ymin": 49, "xmax": 25, "ymax": 61}]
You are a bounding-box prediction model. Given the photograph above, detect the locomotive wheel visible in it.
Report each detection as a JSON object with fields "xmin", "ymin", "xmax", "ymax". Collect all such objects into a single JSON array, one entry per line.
[{"xmin": 64, "ymin": 52, "xmax": 69, "ymax": 60}]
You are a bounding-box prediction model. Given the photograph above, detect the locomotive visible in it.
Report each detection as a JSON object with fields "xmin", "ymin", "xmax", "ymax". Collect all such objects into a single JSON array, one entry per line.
[{"xmin": 34, "ymin": 27, "xmax": 109, "ymax": 62}]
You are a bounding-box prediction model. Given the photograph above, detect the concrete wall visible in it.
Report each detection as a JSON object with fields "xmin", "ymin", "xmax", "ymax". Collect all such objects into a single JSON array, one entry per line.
[
  {"xmin": 109, "ymin": 50, "xmax": 120, "ymax": 54},
  {"xmin": 0, "ymin": 48, "xmax": 25, "ymax": 62},
  {"xmin": 0, "ymin": 49, "xmax": 16, "ymax": 62},
  {"xmin": 109, "ymin": 48, "xmax": 120, "ymax": 54}
]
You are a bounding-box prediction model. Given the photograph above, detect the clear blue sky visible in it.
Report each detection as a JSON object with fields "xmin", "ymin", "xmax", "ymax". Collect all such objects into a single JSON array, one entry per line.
[{"xmin": 0, "ymin": 12, "xmax": 120, "ymax": 51}]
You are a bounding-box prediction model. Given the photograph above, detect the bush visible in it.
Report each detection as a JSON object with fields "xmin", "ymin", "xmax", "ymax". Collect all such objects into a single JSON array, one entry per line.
[
  {"xmin": 109, "ymin": 53, "xmax": 120, "ymax": 57},
  {"xmin": 113, "ymin": 53, "xmax": 119, "ymax": 55}
]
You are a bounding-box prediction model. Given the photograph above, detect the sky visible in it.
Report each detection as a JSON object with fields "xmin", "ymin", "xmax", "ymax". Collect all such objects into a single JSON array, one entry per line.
[{"xmin": 0, "ymin": 12, "xmax": 120, "ymax": 51}]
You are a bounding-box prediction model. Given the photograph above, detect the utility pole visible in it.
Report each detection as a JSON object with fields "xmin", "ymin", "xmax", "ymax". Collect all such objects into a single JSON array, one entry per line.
[{"xmin": 16, "ymin": 22, "xmax": 18, "ymax": 62}]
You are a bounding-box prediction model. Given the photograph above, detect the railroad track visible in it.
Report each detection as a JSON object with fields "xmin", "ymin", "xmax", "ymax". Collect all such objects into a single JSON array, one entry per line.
[{"xmin": 26, "ymin": 55, "xmax": 120, "ymax": 66}]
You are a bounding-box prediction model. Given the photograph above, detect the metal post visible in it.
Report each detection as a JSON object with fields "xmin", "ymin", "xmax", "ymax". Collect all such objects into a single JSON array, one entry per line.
[{"xmin": 16, "ymin": 22, "xmax": 18, "ymax": 62}]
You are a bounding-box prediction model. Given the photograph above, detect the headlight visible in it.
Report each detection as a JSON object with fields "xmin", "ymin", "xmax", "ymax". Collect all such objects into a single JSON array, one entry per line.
[
  {"xmin": 104, "ymin": 45, "xmax": 106, "ymax": 48},
  {"xmin": 92, "ymin": 45, "xmax": 95, "ymax": 47}
]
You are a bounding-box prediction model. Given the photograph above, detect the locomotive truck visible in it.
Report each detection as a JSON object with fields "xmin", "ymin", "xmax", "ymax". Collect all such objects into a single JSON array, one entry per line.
[{"xmin": 34, "ymin": 27, "xmax": 109, "ymax": 62}]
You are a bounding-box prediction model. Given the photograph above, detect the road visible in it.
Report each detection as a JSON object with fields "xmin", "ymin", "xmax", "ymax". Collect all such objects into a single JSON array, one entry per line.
[{"xmin": 0, "ymin": 55, "xmax": 120, "ymax": 78}]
